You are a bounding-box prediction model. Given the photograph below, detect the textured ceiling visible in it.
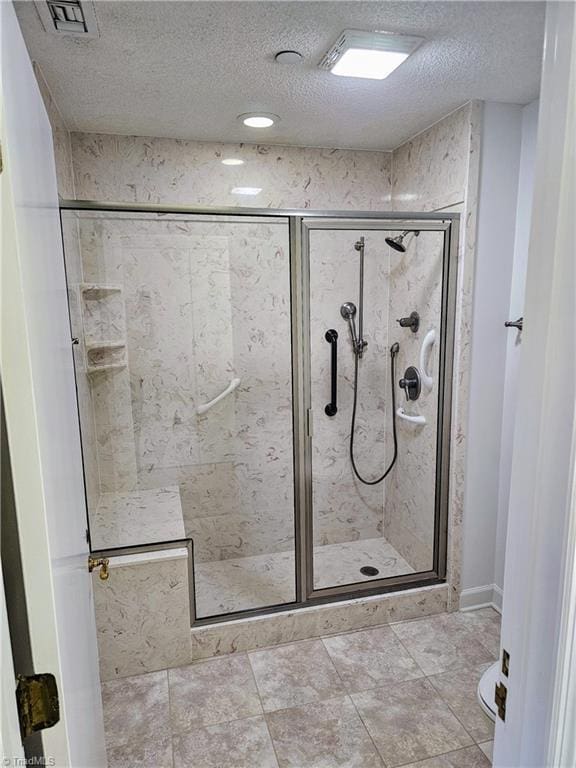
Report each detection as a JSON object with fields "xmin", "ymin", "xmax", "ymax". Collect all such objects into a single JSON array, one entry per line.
[{"xmin": 15, "ymin": 0, "xmax": 545, "ymax": 151}]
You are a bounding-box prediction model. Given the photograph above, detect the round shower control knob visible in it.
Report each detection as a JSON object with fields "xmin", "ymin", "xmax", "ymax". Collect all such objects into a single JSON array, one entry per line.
[{"xmin": 399, "ymin": 366, "xmax": 421, "ymax": 401}]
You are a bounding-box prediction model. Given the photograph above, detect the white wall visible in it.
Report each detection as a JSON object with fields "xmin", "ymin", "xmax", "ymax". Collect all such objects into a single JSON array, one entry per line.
[
  {"xmin": 461, "ymin": 101, "xmax": 539, "ymax": 610},
  {"xmin": 494, "ymin": 100, "xmax": 539, "ymax": 590}
]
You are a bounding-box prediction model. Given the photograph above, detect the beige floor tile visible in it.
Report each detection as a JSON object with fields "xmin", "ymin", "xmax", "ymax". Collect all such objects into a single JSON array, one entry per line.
[
  {"xmin": 391, "ymin": 613, "xmax": 493, "ymax": 675},
  {"xmin": 266, "ymin": 695, "xmax": 383, "ymax": 768},
  {"xmin": 428, "ymin": 663, "xmax": 495, "ymax": 743},
  {"xmin": 322, "ymin": 625, "xmax": 423, "ymax": 692},
  {"xmin": 352, "ymin": 678, "xmax": 473, "ymax": 767},
  {"xmin": 249, "ymin": 639, "xmax": 346, "ymax": 712},
  {"xmin": 101, "ymin": 670, "xmax": 169, "ymax": 750},
  {"xmin": 479, "ymin": 740, "xmax": 494, "ymax": 762},
  {"xmin": 457, "ymin": 609, "xmax": 501, "ymax": 659},
  {"xmin": 173, "ymin": 715, "xmax": 279, "ymax": 768},
  {"xmin": 401, "ymin": 745, "xmax": 491, "ymax": 767},
  {"xmin": 106, "ymin": 737, "xmax": 173, "ymax": 768},
  {"xmin": 168, "ymin": 653, "xmax": 262, "ymax": 733}
]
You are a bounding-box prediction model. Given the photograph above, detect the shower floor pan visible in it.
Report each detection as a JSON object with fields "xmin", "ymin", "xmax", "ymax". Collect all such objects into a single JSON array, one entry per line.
[{"xmin": 195, "ymin": 536, "xmax": 414, "ymax": 617}]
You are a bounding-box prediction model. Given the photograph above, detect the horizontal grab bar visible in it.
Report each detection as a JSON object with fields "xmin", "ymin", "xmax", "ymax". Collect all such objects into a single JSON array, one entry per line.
[
  {"xmin": 197, "ymin": 377, "xmax": 241, "ymax": 415},
  {"xmin": 396, "ymin": 407, "xmax": 426, "ymax": 426}
]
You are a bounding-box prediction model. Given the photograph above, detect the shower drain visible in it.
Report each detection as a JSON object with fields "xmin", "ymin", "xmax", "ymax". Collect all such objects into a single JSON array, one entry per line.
[{"xmin": 360, "ymin": 566, "xmax": 379, "ymax": 577}]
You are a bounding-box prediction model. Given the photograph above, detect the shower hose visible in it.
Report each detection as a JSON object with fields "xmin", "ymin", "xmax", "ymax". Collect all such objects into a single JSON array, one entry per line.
[{"xmin": 349, "ymin": 344, "xmax": 399, "ymax": 485}]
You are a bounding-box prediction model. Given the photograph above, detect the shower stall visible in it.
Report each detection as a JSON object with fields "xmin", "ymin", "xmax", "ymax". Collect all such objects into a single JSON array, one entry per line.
[{"xmin": 61, "ymin": 204, "xmax": 458, "ymax": 624}]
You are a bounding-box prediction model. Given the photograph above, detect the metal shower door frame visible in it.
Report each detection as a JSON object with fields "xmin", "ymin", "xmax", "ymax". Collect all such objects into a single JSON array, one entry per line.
[
  {"xmin": 59, "ymin": 201, "xmax": 459, "ymax": 624},
  {"xmin": 294, "ymin": 213, "xmax": 459, "ymax": 604}
]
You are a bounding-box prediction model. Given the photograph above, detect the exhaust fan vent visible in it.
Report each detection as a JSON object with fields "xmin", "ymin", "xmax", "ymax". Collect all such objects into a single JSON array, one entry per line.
[
  {"xmin": 48, "ymin": 1, "xmax": 86, "ymax": 33},
  {"xmin": 34, "ymin": 0, "xmax": 99, "ymax": 37}
]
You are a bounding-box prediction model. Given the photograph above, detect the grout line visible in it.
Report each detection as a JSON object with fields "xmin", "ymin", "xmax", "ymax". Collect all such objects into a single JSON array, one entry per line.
[
  {"xmin": 263, "ymin": 693, "xmax": 387, "ymax": 767},
  {"xmin": 262, "ymin": 716, "xmax": 282, "ymax": 768},
  {"xmin": 386, "ymin": 622, "xmax": 431, "ymax": 678},
  {"xmin": 260, "ymin": 692, "xmax": 350, "ymax": 719},
  {"xmin": 346, "ymin": 692, "xmax": 389, "ymax": 768},
  {"xmin": 246, "ymin": 648, "xmax": 267, "ymax": 715},
  {"xmin": 426, "ymin": 668, "xmax": 495, "ymax": 746},
  {"xmin": 392, "ymin": 744, "xmax": 486, "ymax": 768},
  {"xmin": 422, "ymin": 676, "xmax": 478, "ymax": 748},
  {"xmin": 164, "ymin": 668, "xmax": 177, "ymax": 768}
]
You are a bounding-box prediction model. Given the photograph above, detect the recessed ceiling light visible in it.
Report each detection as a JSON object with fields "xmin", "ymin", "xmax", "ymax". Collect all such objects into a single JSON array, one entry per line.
[
  {"xmin": 231, "ymin": 187, "xmax": 262, "ymax": 196},
  {"xmin": 275, "ymin": 50, "xmax": 303, "ymax": 64},
  {"xmin": 221, "ymin": 158, "xmax": 245, "ymax": 166},
  {"xmin": 238, "ymin": 113, "xmax": 279, "ymax": 128},
  {"xmin": 320, "ymin": 29, "xmax": 424, "ymax": 80}
]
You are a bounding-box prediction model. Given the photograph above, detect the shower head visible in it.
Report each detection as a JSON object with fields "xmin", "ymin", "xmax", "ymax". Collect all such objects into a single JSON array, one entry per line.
[
  {"xmin": 340, "ymin": 301, "xmax": 357, "ymax": 320},
  {"xmin": 385, "ymin": 230, "xmax": 420, "ymax": 253}
]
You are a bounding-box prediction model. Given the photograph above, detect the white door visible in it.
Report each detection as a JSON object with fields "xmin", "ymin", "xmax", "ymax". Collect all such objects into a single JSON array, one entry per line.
[
  {"xmin": 0, "ymin": 568, "xmax": 25, "ymax": 765},
  {"xmin": 494, "ymin": 2, "xmax": 576, "ymax": 766},
  {"xmin": 0, "ymin": 2, "xmax": 106, "ymax": 765}
]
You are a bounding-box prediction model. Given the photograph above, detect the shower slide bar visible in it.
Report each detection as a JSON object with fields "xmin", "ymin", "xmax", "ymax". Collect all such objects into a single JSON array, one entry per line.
[{"xmin": 196, "ymin": 377, "xmax": 241, "ymax": 415}]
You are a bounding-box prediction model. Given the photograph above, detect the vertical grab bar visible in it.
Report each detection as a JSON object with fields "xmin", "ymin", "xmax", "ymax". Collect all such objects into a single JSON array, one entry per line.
[{"xmin": 324, "ymin": 329, "xmax": 338, "ymax": 416}]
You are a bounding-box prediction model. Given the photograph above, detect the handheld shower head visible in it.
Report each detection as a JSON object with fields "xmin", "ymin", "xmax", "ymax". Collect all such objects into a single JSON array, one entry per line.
[
  {"xmin": 385, "ymin": 230, "xmax": 420, "ymax": 253},
  {"xmin": 340, "ymin": 301, "xmax": 356, "ymax": 320},
  {"xmin": 340, "ymin": 301, "xmax": 359, "ymax": 353}
]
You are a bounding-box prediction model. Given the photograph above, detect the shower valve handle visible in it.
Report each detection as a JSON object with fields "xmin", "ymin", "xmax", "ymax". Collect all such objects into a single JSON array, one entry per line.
[
  {"xmin": 399, "ymin": 366, "xmax": 422, "ymax": 402},
  {"xmin": 396, "ymin": 311, "xmax": 420, "ymax": 333}
]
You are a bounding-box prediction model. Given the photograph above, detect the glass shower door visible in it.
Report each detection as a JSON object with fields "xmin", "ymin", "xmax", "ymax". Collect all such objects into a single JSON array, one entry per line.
[
  {"xmin": 62, "ymin": 210, "xmax": 297, "ymax": 619},
  {"xmin": 305, "ymin": 219, "xmax": 450, "ymax": 595}
]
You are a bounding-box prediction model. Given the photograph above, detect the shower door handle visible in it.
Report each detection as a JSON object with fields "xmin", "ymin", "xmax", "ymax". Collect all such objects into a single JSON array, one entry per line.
[{"xmin": 325, "ymin": 329, "xmax": 338, "ymax": 416}]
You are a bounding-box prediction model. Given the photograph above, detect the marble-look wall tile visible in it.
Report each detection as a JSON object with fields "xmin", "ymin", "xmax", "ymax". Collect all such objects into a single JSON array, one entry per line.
[
  {"xmin": 309, "ymin": 229, "xmax": 390, "ymax": 556},
  {"xmin": 71, "ymin": 133, "xmax": 392, "ymax": 210},
  {"xmin": 65, "ymin": 109, "xmax": 479, "ymax": 634},
  {"xmin": 391, "ymin": 105, "xmax": 472, "ymax": 213},
  {"xmin": 91, "ymin": 486, "xmax": 185, "ymax": 550},
  {"xmin": 93, "ymin": 552, "xmax": 192, "ymax": 680},
  {"xmin": 75, "ymin": 213, "xmax": 297, "ymax": 569},
  {"xmin": 391, "ymin": 102, "xmax": 482, "ymax": 606},
  {"xmin": 60, "ymin": 216, "xmax": 102, "ymax": 516},
  {"xmin": 190, "ymin": 584, "xmax": 448, "ymax": 660},
  {"xmin": 445, "ymin": 101, "xmax": 483, "ymax": 608},
  {"xmin": 384, "ymin": 230, "xmax": 444, "ymax": 571}
]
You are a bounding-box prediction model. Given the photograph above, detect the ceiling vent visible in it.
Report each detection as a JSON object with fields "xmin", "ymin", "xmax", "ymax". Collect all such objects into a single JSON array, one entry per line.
[
  {"xmin": 319, "ymin": 29, "xmax": 423, "ymax": 80},
  {"xmin": 34, "ymin": 0, "xmax": 99, "ymax": 37}
]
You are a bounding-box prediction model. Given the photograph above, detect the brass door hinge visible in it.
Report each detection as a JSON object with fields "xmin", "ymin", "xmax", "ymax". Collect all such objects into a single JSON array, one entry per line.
[
  {"xmin": 502, "ymin": 648, "xmax": 510, "ymax": 677},
  {"xmin": 495, "ymin": 681, "xmax": 507, "ymax": 721},
  {"xmin": 16, "ymin": 673, "xmax": 60, "ymax": 739},
  {"xmin": 88, "ymin": 556, "xmax": 109, "ymax": 580}
]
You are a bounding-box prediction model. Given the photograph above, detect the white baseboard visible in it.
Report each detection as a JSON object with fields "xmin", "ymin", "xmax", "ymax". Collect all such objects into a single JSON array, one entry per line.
[
  {"xmin": 492, "ymin": 584, "xmax": 503, "ymax": 613},
  {"xmin": 460, "ymin": 584, "xmax": 503, "ymax": 614}
]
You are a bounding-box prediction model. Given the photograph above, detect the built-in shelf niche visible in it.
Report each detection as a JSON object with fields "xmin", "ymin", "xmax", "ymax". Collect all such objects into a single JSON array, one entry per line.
[
  {"xmin": 80, "ymin": 283, "xmax": 128, "ymax": 376},
  {"xmin": 86, "ymin": 362, "xmax": 127, "ymax": 376},
  {"xmin": 81, "ymin": 283, "xmax": 122, "ymax": 299}
]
